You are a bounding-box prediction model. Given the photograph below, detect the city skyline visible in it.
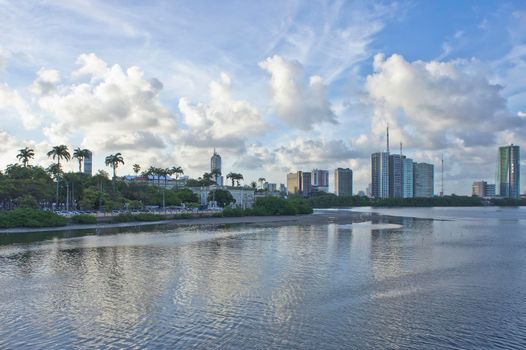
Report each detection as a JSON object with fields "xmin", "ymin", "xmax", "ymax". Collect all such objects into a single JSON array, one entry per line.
[{"xmin": 0, "ymin": 1, "xmax": 525, "ymax": 195}]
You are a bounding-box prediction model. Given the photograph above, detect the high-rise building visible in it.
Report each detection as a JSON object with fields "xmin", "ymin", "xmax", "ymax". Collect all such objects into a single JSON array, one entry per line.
[
  {"xmin": 401, "ymin": 156, "xmax": 414, "ymax": 198},
  {"xmin": 301, "ymin": 172, "xmax": 312, "ymax": 197},
  {"xmin": 312, "ymin": 169, "xmax": 329, "ymax": 192},
  {"xmin": 498, "ymin": 145, "xmax": 520, "ymax": 199},
  {"xmin": 388, "ymin": 154, "xmax": 402, "ymax": 198},
  {"xmin": 83, "ymin": 150, "xmax": 92, "ymax": 176},
  {"xmin": 472, "ymin": 181, "xmax": 485, "ymax": 197},
  {"xmin": 472, "ymin": 181, "xmax": 497, "ymax": 197},
  {"xmin": 210, "ymin": 149, "xmax": 223, "ymax": 186},
  {"xmin": 371, "ymin": 152, "xmax": 389, "ymax": 198},
  {"xmin": 287, "ymin": 172, "xmax": 300, "ymax": 195},
  {"xmin": 287, "ymin": 171, "xmax": 312, "ymax": 197},
  {"xmin": 413, "ymin": 162, "xmax": 434, "ymax": 197},
  {"xmin": 334, "ymin": 168, "xmax": 353, "ymax": 196}
]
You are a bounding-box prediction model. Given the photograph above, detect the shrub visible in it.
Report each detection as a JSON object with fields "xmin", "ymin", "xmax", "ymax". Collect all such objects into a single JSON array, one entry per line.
[
  {"xmin": 0, "ymin": 208, "xmax": 68, "ymax": 228},
  {"xmin": 70, "ymin": 214, "xmax": 97, "ymax": 224},
  {"xmin": 112, "ymin": 213, "xmax": 166, "ymax": 223},
  {"xmin": 222, "ymin": 207, "xmax": 247, "ymax": 217}
]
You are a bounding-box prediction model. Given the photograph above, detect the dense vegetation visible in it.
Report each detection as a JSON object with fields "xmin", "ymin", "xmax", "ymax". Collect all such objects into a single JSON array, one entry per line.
[
  {"xmin": 0, "ymin": 209, "xmax": 68, "ymax": 228},
  {"xmin": 0, "ymin": 163, "xmax": 200, "ymax": 212},
  {"xmin": 219, "ymin": 197, "xmax": 313, "ymax": 217},
  {"xmin": 308, "ymin": 193, "xmax": 526, "ymax": 208}
]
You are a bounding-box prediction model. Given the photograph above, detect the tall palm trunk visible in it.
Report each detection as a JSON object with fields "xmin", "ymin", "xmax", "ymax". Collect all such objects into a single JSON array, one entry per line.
[
  {"xmin": 112, "ymin": 165, "xmax": 116, "ymax": 190},
  {"xmin": 56, "ymin": 159, "xmax": 60, "ymax": 210}
]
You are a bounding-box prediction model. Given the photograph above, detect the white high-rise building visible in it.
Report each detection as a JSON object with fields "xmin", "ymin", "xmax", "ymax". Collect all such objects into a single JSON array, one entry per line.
[
  {"xmin": 371, "ymin": 152, "xmax": 389, "ymax": 198},
  {"xmin": 401, "ymin": 156, "xmax": 414, "ymax": 198}
]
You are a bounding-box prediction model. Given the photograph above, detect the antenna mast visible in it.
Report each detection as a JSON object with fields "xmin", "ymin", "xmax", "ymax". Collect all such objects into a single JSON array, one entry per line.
[{"xmin": 441, "ymin": 153, "xmax": 444, "ymax": 196}]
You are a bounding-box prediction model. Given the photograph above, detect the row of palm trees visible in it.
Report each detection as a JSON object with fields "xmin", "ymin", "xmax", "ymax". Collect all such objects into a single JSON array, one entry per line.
[{"xmin": 16, "ymin": 145, "xmax": 251, "ymax": 194}]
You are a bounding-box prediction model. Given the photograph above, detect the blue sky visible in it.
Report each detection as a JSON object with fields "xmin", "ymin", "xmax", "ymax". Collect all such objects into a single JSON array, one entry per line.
[{"xmin": 0, "ymin": 0, "xmax": 525, "ymax": 194}]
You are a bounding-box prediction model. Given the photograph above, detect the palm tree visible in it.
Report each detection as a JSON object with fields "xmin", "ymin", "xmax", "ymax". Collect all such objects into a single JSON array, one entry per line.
[
  {"xmin": 258, "ymin": 177, "xmax": 266, "ymax": 190},
  {"xmin": 250, "ymin": 181, "xmax": 257, "ymax": 189},
  {"xmin": 226, "ymin": 172, "xmax": 236, "ymax": 187},
  {"xmin": 171, "ymin": 166, "xmax": 184, "ymax": 179},
  {"xmin": 72, "ymin": 147, "xmax": 91, "ymax": 173},
  {"xmin": 105, "ymin": 153, "xmax": 124, "ymax": 188},
  {"xmin": 47, "ymin": 145, "xmax": 71, "ymax": 208},
  {"xmin": 16, "ymin": 147, "xmax": 35, "ymax": 168},
  {"xmin": 235, "ymin": 173, "xmax": 244, "ymax": 187},
  {"xmin": 132, "ymin": 164, "xmax": 141, "ymax": 176}
]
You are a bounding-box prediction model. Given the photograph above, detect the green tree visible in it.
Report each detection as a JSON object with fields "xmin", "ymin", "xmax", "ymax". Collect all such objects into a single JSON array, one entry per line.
[
  {"xmin": 72, "ymin": 147, "xmax": 91, "ymax": 173},
  {"xmin": 105, "ymin": 153, "xmax": 125, "ymax": 190},
  {"xmin": 132, "ymin": 164, "xmax": 141, "ymax": 176},
  {"xmin": 171, "ymin": 166, "xmax": 184, "ymax": 179},
  {"xmin": 208, "ymin": 189, "xmax": 235, "ymax": 207},
  {"xmin": 16, "ymin": 147, "xmax": 35, "ymax": 168},
  {"xmin": 47, "ymin": 145, "xmax": 71, "ymax": 208}
]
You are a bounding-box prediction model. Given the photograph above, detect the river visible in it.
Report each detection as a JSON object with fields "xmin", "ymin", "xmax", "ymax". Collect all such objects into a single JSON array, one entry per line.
[{"xmin": 1, "ymin": 207, "xmax": 525, "ymax": 349}]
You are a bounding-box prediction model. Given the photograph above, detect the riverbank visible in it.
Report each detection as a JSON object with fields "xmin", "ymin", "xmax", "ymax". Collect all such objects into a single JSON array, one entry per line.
[{"xmin": 0, "ymin": 210, "xmax": 376, "ymax": 234}]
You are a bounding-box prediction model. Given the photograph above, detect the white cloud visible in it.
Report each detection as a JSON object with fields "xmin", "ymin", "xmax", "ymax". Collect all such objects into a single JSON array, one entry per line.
[
  {"xmin": 73, "ymin": 53, "xmax": 110, "ymax": 80},
  {"xmin": 0, "ymin": 83, "xmax": 40, "ymax": 129},
  {"xmin": 259, "ymin": 55, "xmax": 337, "ymax": 130},
  {"xmin": 366, "ymin": 53, "xmax": 524, "ymax": 149},
  {"xmin": 177, "ymin": 72, "xmax": 267, "ymax": 148},
  {"xmin": 36, "ymin": 54, "xmax": 176, "ymax": 154},
  {"xmin": 29, "ymin": 68, "xmax": 61, "ymax": 96}
]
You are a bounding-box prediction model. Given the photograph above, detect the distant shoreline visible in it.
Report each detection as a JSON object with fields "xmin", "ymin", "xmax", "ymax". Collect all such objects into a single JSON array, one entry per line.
[{"xmin": 0, "ymin": 214, "xmax": 312, "ymax": 234}]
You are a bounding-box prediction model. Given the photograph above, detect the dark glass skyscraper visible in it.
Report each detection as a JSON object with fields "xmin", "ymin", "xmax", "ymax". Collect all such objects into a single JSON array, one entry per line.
[{"xmin": 498, "ymin": 145, "xmax": 520, "ymax": 199}]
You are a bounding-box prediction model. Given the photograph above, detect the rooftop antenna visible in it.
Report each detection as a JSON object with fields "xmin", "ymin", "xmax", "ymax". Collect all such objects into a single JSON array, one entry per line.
[
  {"xmin": 386, "ymin": 123, "xmax": 390, "ymax": 153},
  {"xmin": 400, "ymin": 142, "xmax": 403, "ymax": 157},
  {"xmin": 440, "ymin": 153, "xmax": 444, "ymax": 196}
]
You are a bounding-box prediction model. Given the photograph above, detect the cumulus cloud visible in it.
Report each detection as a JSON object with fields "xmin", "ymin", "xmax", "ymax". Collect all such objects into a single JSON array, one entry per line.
[
  {"xmin": 35, "ymin": 54, "xmax": 176, "ymax": 153},
  {"xmin": 29, "ymin": 68, "xmax": 60, "ymax": 96},
  {"xmin": 259, "ymin": 55, "xmax": 337, "ymax": 130},
  {"xmin": 234, "ymin": 138, "xmax": 356, "ymax": 176},
  {"xmin": 366, "ymin": 53, "xmax": 525, "ymax": 149},
  {"xmin": 73, "ymin": 53, "xmax": 110, "ymax": 80},
  {"xmin": 0, "ymin": 83, "xmax": 40, "ymax": 129},
  {"xmin": 177, "ymin": 72, "xmax": 267, "ymax": 148}
]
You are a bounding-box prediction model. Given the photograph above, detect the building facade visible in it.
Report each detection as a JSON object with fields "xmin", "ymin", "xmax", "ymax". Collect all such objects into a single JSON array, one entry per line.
[
  {"xmin": 189, "ymin": 185, "xmax": 255, "ymax": 209},
  {"xmin": 388, "ymin": 154, "xmax": 402, "ymax": 198},
  {"xmin": 413, "ymin": 162, "xmax": 434, "ymax": 198},
  {"xmin": 301, "ymin": 172, "xmax": 312, "ymax": 197},
  {"xmin": 311, "ymin": 169, "xmax": 329, "ymax": 192},
  {"xmin": 498, "ymin": 145, "xmax": 520, "ymax": 199},
  {"xmin": 401, "ymin": 156, "xmax": 414, "ymax": 198},
  {"xmin": 473, "ymin": 181, "xmax": 497, "ymax": 197},
  {"xmin": 371, "ymin": 152, "xmax": 389, "ymax": 198},
  {"xmin": 287, "ymin": 171, "xmax": 312, "ymax": 197},
  {"xmin": 83, "ymin": 150, "xmax": 93, "ymax": 176},
  {"xmin": 334, "ymin": 168, "xmax": 353, "ymax": 196},
  {"xmin": 287, "ymin": 172, "xmax": 302, "ymax": 196},
  {"xmin": 210, "ymin": 149, "xmax": 223, "ymax": 186}
]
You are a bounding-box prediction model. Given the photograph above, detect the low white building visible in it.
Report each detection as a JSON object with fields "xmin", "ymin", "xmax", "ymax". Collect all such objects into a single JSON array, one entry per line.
[{"xmin": 188, "ymin": 185, "xmax": 255, "ymax": 209}]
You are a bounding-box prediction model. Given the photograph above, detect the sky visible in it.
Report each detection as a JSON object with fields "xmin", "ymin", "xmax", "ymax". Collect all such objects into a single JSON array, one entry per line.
[{"xmin": 0, "ymin": 0, "xmax": 525, "ymax": 195}]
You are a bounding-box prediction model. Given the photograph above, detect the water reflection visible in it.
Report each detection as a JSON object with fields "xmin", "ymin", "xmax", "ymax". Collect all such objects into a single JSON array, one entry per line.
[{"xmin": 1, "ymin": 211, "xmax": 526, "ymax": 349}]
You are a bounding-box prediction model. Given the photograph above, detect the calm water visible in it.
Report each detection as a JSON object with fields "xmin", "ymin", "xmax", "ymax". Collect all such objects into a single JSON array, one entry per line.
[{"xmin": 1, "ymin": 208, "xmax": 526, "ymax": 349}]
